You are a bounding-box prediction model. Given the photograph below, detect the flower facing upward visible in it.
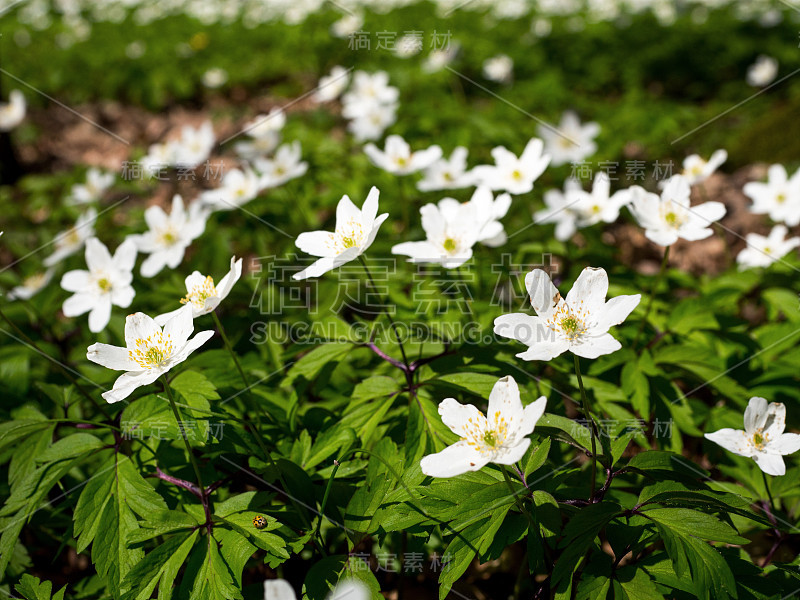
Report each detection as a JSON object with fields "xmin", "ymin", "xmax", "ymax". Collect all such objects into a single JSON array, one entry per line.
[
  {"xmin": 129, "ymin": 195, "xmax": 208, "ymax": 278},
  {"xmin": 87, "ymin": 305, "xmax": 214, "ymax": 403},
  {"xmin": 494, "ymin": 267, "xmax": 641, "ymax": 361},
  {"xmin": 736, "ymin": 226, "xmax": 800, "ymax": 270},
  {"xmin": 420, "ymin": 376, "xmax": 547, "ymax": 478},
  {"xmin": 538, "ymin": 111, "xmax": 600, "ymax": 167},
  {"xmin": 571, "ymin": 172, "xmax": 632, "ymax": 228},
  {"xmin": 364, "ymin": 135, "xmax": 442, "ymax": 176},
  {"xmin": 199, "ymin": 167, "xmax": 261, "ymax": 211},
  {"xmin": 254, "ymin": 141, "xmax": 308, "ymax": 189},
  {"xmin": 61, "ymin": 237, "xmax": 137, "ymax": 333},
  {"xmin": 155, "ymin": 256, "xmax": 242, "ymax": 325},
  {"xmin": 680, "ymin": 149, "xmax": 727, "ymax": 186},
  {"xmin": 44, "ymin": 208, "xmax": 98, "ymax": 267},
  {"xmin": 67, "ymin": 168, "xmax": 115, "ymax": 205},
  {"xmin": 533, "ymin": 178, "xmax": 585, "ymax": 241},
  {"xmin": 234, "ymin": 108, "xmax": 285, "ymax": 159},
  {"xmin": 627, "ymin": 175, "xmax": 726, "ymax": 247},
  {"xmin": 417, "ymin": 146, "xmax": 475, "ymax": 192},
  {"xmin": 0, "ymin": 90, "xmax": 25, "ymax": 131},
  {"xmin": 293, "ymin": 187, "xmax": 388, "ymax": 280},
  {"xmin": 471, "ymin": 138, "xmax": 551, "ymax": 195},
  {"xmin": 705, "ymin": 396, "xmax": 800, "ymax": 476},
  {"xmin": 743, "ymin": 164, "xmax": 800, "ymax": 226}
]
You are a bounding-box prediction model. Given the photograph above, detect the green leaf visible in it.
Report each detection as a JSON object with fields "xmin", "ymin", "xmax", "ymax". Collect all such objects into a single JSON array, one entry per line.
[
  {"xmin": 642, "ymin": 507, "xmax": 749, "ymax": 545},
  {"xmin": 121, "ymin": 530, "xmax": 199, "ymax": 600},
  {"xmin": 432, "ymin": 372, "xmax": 498, "ymax": 399},
  {"xmin": 37, "ymin": 432, "xmax": 104, "ymax": 463},
  {"xmin": 523, "ymin": 438, "xmax": 551, "ymax": 479},
  {"xmin": 15, "ymin": 575, "xmax": 66, "ymax": 600},
  {"xmin": 180, "ymin": 535, "xmax": 244, "ymax": 600},
  {"xmin": 351, "ymin": 375, "xmax": 400, "ymax": 404},
  {"xmin": 285, "ymin": 343, "xmax": 352, "ymax": 386}
]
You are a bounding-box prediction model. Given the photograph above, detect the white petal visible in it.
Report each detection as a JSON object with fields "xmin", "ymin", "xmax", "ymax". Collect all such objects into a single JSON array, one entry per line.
[
  {"xmin": 570, "ymin": 332, "xmax": 621, "ymax": 359},
  {"xmin": 264, "ymin": 580, "xmax": 297, "ymax": 600},
  {"xmin": 124, "ymin": 312, "xmax": 161, "ymax": 348},
  {"xmin": 744, "ymin": 397, "xmax": 769, "ymax": 434},
  {"xmin": 85, "ymin": 238, "xmax": 113, "ymax": 273},
  {"xmin": 762, "ymin": 401, "xmax": 786, "ymax": 438},
  {"xmin": 113, "ymin": 239, "xmax": 138, "ymax": 273},
  {"xmin": 565, "ymin": 267, "xmax": 608, "ymax": 314},
  {"xmin": 595, "ymin": 294, "xmax": 641, "ymax": 331},
  {"xmin": 293, "ymin": 256, "xmax": 336, "ymax": 280},
  {"xmin": 486, "ymin": 376, "xmax": 523, "ymax": 431},
  {"xmin": 335, "ymin": 195, "xmax": 361, "ymax": 229},
  {"xmin": 525, "ymin": 269, "xmax": 560, "ymax": 320},
  {"xmin": 60, "ymin": 270, "xmax": 90, "ymax": 292},
  {"xmin": 88, "ymin": 299, "xmax": 112, "ymax": 333},
  {"xmin": 327, "ymin": 580, "xmax": 369, "ymax": 600},
  {"xmin": 102, "ymin": 370, "xmax": 161, "ymax": 404},
  {"xmin": 493, "ymin": 313, "xmax": 546, "ymax": 348},
  {"xmin": 516, "ymin": 339, "xmax": 570, "ymax": 361},
  {"xmin": 360, "ymin": 186, "xmax": 380, "ymax": 227},
  {"xmin": 111, "ymin": 285, "xmax": 135, "ymax": 309},
  {"xmin": 705, "ymin": 428, "xmax": 754, "ymax": 457},
  {"xmin": 438, "ymin": 397, "xmax": 484, "ymax": 438},
  {"xmin": 215, "ymin": 257, "xmax": 243, "ymax": 301},
  {"xmin": 87, "ymin": 342, "xmax": 138, "ymax": 371},
  {"xmin": 163, "ymin": 304, "xmax": 195, "ymax": 345},
  {"xmin": 296, "ymin": 231, "xmax": 336, "ymax": 258},
  {"xmin": 753, "ymin": 452, "xmax": 786, "ymax": 476},
  {"xmin": 770, "ymin": 433, "xmax": 800, "ymax": 456},
  {"xmin": 493, "ymin": 438, "xmax": 531, "ymax": 465},
  {"xmin": 420, "ymin": 441, "xmax": 488, "ymax": 478},
  {"xmin": 63, "ymin": 292, "xmax": 95, "ymax": 317},
  {"xmin": 154, "ymin": 306, "xmax": 184, "ymax": 327},
  {"xmin": 172, "ymin": 329, "xmax": 215, "ymax": 364},
  {"xmin": 521, "ymin": 396, "xmax": 547, "ymax": 435}
]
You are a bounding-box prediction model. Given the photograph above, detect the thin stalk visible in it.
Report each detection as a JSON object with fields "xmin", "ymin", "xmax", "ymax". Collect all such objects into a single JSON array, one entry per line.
[
  {"xmin": 162, "ymin": 377, "xmax": 206, "ymax": 499},
  {"xmin": 501, "ymin": 465, "xmax": 535, "ymax": 525},
  {"xmin": 633, "ymin": 245, "xmax": 670, "ymax": 350},
  {"xmin": 359, "ymin": 255, "xmax": 409, "ymax": 368},
  {"xmin": 574, "ymin": 355, "xmax": 598, "ymax": 499},
  {"xmin": 314, "ymin": 460, "xmax": 341, "ymax": 545},
  {"xmin": 211, "ymin": 310, "xmax": 249, "ymax": 388},
  {"xmin": 762, "ymin": 470, "xmax": 776, "ymax": 511}
]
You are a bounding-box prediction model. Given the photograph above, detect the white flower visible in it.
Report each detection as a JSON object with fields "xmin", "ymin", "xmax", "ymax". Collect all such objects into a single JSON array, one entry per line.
[
  {"xmin": 61, "ymin": 238, "xmax": 137, "ymax": 333},
  {"xmin": 420, "ymin": 376, "xmax": 547, "ymax": 478},
  {"xmin": 293, "ymin": 187, "xmax": 388, "ymax": 280},
  {"xmin": 44, "ymin": 208, "xmax": 98, "ymax": 267},
  {"xmin": 705, "ymin": 396, "xmax": 800, "ymax": 476},
  {"xmin": 67, "ymin": 169, "xmax": 115, "ymax": 205},
  {"xmin": 330, "ymin": 13, "xmax": 363, "ymax": 38},
  {"xmin": 313, "ymin": 66, "xmax": 350, "ymax": 103},
  {"xmin": 538, "ymin": 111, "xmax": 600, "ymax": 167},
  {"xmin": 736, "ymin": 225, "xmax": 800, "ymax": 270},
  {"xmin": 254, "ymin": 141, "xmax": 308, "ymax": 189},
  {"xmin": 342, "ymin": 71, "xmax": 399, "ymax": 111},
  {"xmin": 680, "ymin": 149, "xmax": 727, "ymax": 186},
  {"xmin": 471, "ymin": 138, "xmax": 550, "ymax": 196},
  {"xmin": 234, "ymin": 108, "xmax": 285, "ymax": 159},
  {"xmin": 746, "ymin": 55, "xmax": 778, "ymax": 87},
  {"xmin": 743, "ymin": 164, "xmax": 800, "ymax": 226},
  {"xmin": 395, "ymin": 34, "xmax": 423, "ymax": 57},
  {"xmin": 494, "ymin": 267, "xmax": 641, "ymax": 361},
  {"xmin": 482, "ymin": 54, "xmax": 513, "ymax": 83},
  {"xmin": 202, "ymin": 67, "xmax": 228, "ymax": 89},
  {"xmin": 533, "ymin": 178, "xmax": 584, "ymax": 241},
  {"xmin": 199, "ymin": 167, "xmax": 260, "ymax": 211},
  {"xmin": 0, "ymin": 90, "xmax": 25, "ymax": 131},
  {"xmin": 571, "ymin": 172, "xmax": 632, "ymax": 228},
  {"xmin": 263, "ymin": 578, "xmax": 368, "ymax": 600},
  {"xmin": 346, "ymin": 102, "xmax": 397, "ymax": 142},
  {"xmin": 456, "ymin": 185, "xmax": 512, "ymax": 247},
  {"xmin": 129, "ymin": 195, "xmax": 208, "ymax": 278},
  {"xmin": 417, "ymin": 146, "xmax": 474, "ymax": 191},
  {"xmin": 422, "ymin": 44, "xmax": 459, "ymax": 73},
  {"xmin": 169, "ymin": 121, "xmax": 216, "ymax": 168},
  {"xmin": 8, "ymin": 269, "xmax": 53, "ymax": 300},
  {"xmin": 364, "ymin": 135, "xmax": 442, "ymax": 175},
  {"xmin": 87, "ymin": 306, "xmax": 214, "ymax": 404},
  {"xmin": 628, "ymin": 175, "xmax": 726, "ymax": 246},
  {"xmin": 155, "ymin": 256, "xmax": 242, "ymax": 325}
]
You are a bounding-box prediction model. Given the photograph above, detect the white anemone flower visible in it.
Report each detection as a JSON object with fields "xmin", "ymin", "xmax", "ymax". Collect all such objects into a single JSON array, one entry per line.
[
  {"xmin": 0, "ymin": 90, "xmax": 25, "ymax": 131},
  {"xmin": 494, "ymin": 267, "xmax": 641, "ymax": 361},
  {"xmin": 417, "ymin": 147, "xmax": 474, "ymax": 191},
  {"xmin": 746, "ymin": 55, "xmax": 778, "ymax": 87},
  {"xmin": 471, "ymin": 138, "xmax": 551, "ymax": 195},
  {"xmin": 364, "ymin": 135, "xmax": 442, "ymax": 175},
  {"xmin": 482, "ymin": 54, "xmax": 513, "ymax": 83},
  {"xmin": 155, "ymin": 256, "xmax": 242, "ymax": 325},
  {"xmin": 736, "ymin": 225, "xmax": 800, "ymax": 270},
  {"xmin": 420, "ymin": 376, "xmax": 547, "ymax": 478},
  {"xmin": 234, "ymin": 108, "xmax": 285, "ymax": 159},
  {"xmin": 330, "ymin": 13, "xmax": 363, "ymax": 38},
  {"xmin": 169, "ymin": 121, "xmax": 216, "ymax": 168},
  {"xmin": 628, "ymin": 175, "xmax": 726, "ymax": 246},
  {"xmin": 129, "ymin": 195, "xmax": 208, "ymax": 278},
  {"xmin": 61, "ymin": 237, "xmax": 137, "ymax": 333},
  {"xmin": 44, "ymin": 208, "xmax": 98, "ymax": 267},
  {"xmin": 67, "ymin": 168, "xmax": 115, "ymax": 205},
  {"xmin": 346, "ymin": 102, "xmax": 397, "ymax": 142},
  {"xmin": 391, "ymin": 199, "xmax": 481, "ymax": 268},
  {"xmin": 87, "ymin": 305, "xmax": 214, "ymax": 404},
  {"xmin": 681, "ymin": 149, "xmax": 727, "ymax": 186},
  {"xmin": 342, "ymin": 71, "xmax": 399, "ymax": 112},
  {"xmin": 263, "ymin": 578, "xmax": 368, "ymax": 600},
  {"xmin": 571, "ymin": 172, "xmax": 632, "ymax": 228},
  {"xmin": 8, "ymin": 269, "xmax": 53, "ymax": 301},
  {"xmin": 199, "ymin": 167, "xmax": 261, "ymax": 211},
  {"xmin": 438, "ymin": 186, "xmax": 512, "ymax": 247},
  {"xmin": 705, "ymin": 396, "xmax": 800, "ymax": 476},
  {"xmin": 254, "ymin": 141, "xmax": 308, "ymax": 189},
  {"xmin": 313, "ymin": 66, "xmax": 351, "ymax": 103},
  {"xmin": 533, "ymin": 178, "xmax": 584, "ymax": 241},
  {"xmin": 293, "ymin": 187, "xmax": 388, "ymax": 280},
  {"xmin": 538, "ymin": 111, "xmax": 600, "ymax": 167},
  {"xmin": 743, "ymin": 164, "xmax": 800, "ymax": 226}
]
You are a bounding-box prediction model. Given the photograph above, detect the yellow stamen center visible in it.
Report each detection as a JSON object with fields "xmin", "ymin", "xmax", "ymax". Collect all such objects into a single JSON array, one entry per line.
[
  {"xmin": 98, "ymin": 278, "xmax": 112, "ymax": 292},
  {"xmin": 129, "ymin": 333, "xmax": 174, "ymax": 368},
  {"xmin": 443, "ymin": 238, "xmax": 457, "ymax": 252},
  {"xmin": 181, "ymin": 275, "xmax": 218, "ymax": 308}
]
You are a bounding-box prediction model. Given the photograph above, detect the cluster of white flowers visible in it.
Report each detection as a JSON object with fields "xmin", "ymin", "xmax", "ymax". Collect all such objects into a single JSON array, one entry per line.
[
  {"xmin": 340, "ymin": 71, "xmax": 399, "ymax": 142},
  {"xmin": 142, "ymin": 121, "xmax": 216, "ymax": 174}
]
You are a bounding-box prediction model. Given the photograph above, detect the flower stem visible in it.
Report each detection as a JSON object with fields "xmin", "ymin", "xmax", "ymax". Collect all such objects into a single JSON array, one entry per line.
[
  {"xmin": 359, "ymin": 255, "xmax": 409, "ymax": 369},
  {"xmin": 314, "ymin": 460, "xmax": 341, "ymax": 547},
  {"xmin": 633, "ymin": 245, "xmax": 670, "ymax": 351},
  {"xmin": 162, "ymin": 377, "xmax": 206, "ymax": 499},
  {"xmin": 762, "ymin": 469, "xmax": 776, "ymax": 509},
  {"xmin": 501, "ymin": 465, "xmax": 535, "ymax": 525},
  {"xmin": 211, "ymin": 310, "xmax": 249, "ymax": 388},
  {"xmin": 573, "ymin": 354, "xmax": 598, "ymax": 499}
]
